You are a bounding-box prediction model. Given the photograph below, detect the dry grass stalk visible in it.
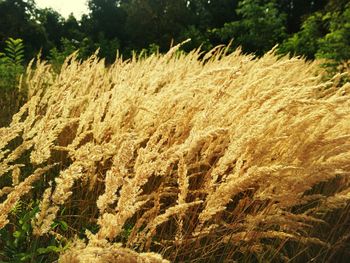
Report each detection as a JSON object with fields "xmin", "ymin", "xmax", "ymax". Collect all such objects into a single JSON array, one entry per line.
[
  {"xmin": 0, "ymin": 46, "xmax": 349, "ymax": 261},
  {"xmin": 59, "ymin": 238, "xmax": 169, "ymax": 263}
]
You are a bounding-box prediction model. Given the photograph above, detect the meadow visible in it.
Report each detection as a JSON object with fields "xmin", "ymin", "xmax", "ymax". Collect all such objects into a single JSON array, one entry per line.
[{"xmin": 0, "ymin": 45, "xmax": 350, "ymax": 262}]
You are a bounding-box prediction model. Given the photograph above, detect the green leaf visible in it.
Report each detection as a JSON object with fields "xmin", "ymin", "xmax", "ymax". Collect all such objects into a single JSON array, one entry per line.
[
  {"xmin": 13, "ymin": 231, "xmax": 21, "ymax": 238},
  {"xmin": 59, "ymin": 220, "xmax": 68, "ymax": 231},
  {"xmin": 51, "ymin": 222, "xmax": 59, "ymax": 229},
  {"xmin": 3, "ymin": 38, "xmax": 25, "ymax": 66},
  {"xmin": 18, "ymin": 253, "xmax": 32, "ymax": 261},
  {"xmin": 37, "ymin": 245, "xmax": 61, "ymax": 255},
  {"xmin": 21, "ymin": 223, "xmax": 30, "ymax": 232}
]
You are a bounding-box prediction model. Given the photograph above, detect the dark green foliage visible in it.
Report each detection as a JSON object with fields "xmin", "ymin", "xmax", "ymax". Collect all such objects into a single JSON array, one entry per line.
[
  {"xmin": 279, "ymin": 2, "xmax": 350, "ymax": 74},
  {"xmin": 0, "ymin": 37, "xmax": 25, "ymax": 85},
  {"xmin": 86, "ymin": 0, "xmax": 126, "ymax": 40},
  {"xmin": 3, "ymin": 37, "xmax": 25, "ymax": 66},
  {"xmin": 179, "ymin": 25, "xmax": 213, "ymax": 52},
  {"xmin": 0, "ymin": 37, "xmax": 26, "ymax": 126},
  {"xmin": 0, "ymin": 0, "xmax": 46, "ymax": 59},
  {"xmin": 201, "ymin": 0, "xmax": 239, "ymax": 28},
  {"xmin": 0, "ymin": 1, "xmax": 349, "ymax": 262},
  {"xmin": 120, "ymin": 0, "xmax": 193, "ymax": 52},
  {"xmin": 0, "ymin": 0, "xmax": 348, "ymax": 69},
  {"xmin": 215, "ymin": 0, "xmax": 287, "ymax": 55},
  {"xmin": 278, "ymin": 12, "xmax": 325, "ymax": 59},
  {"xmin": 48, "ymin": 38, "xmax": 79, "ymax": 72},
  {"xmin": 37, "ymin": 8, "xmax": 65, "ymax": 53},
  {"xmin": 316, "ymin": 4, "xmax": 350, "ymax": 72},
  {"xmin": 276, "ymin": 0, "xmax": 328, "ymax": 34}
]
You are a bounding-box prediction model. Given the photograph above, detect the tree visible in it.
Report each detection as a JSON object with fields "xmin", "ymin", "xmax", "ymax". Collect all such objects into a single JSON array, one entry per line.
[
  {"xmin": 316, "ymin": 3, "xmax": 350, "ymax": 72},
  {"xmin": 279, "ymin": 1, "xmax": 350, "ymax": 74},
  {"xmin": 63, "ymin": 14, "xmax": 84, "ymax": 42},
  {"xmin": 216, "ymin": 0, "xmax": 287, "ymax": 55},
  {"xmin": 0, "ymin": 0, "xmax": 46, "ymax": 59},
  {"xmin": 85, "ymin": 0, "xmax": 126, "ymax": 41},
  {"xmin": 121, "ymin": 0, "xmax": 193, "ymax": 52},
  {"xmin": 276, "ymin": 0, "xmax": 328, "ymax": 34},
  {"xmin": 196, "ymin": 0, "xmax": 239, "ymax": 28},
  {"xmin": 278, "ymin": 12, "xmax": 325, "ymax": 59},
  {"xmin": 37, "ymin": 8, "xmax": 65, "ymax": 53}
]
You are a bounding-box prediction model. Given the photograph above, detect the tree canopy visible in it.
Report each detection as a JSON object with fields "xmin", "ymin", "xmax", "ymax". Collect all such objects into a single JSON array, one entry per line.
[{"xmin": 0, "ymin": 0, "xmax": 348, "ymax": 70}]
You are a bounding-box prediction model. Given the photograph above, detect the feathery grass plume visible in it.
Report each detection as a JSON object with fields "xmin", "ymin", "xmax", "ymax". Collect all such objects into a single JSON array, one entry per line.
[
  {"xmin": 0, "ymin": 45, "xmax": 350, "ymax": 262},
  {"xmin": 32, "ymin": 185, "xmax": 53, "ymax": 235},
  {"xmin": 11, "ymin": 166, "xmax": 20, "ymax": 186},
  {"xmin": 96, "ymin": 137, "xmax": 137, "ymax": 213},
  {"xmin": 59, "ymin": 238, "xmax": 169, "ymax": 263},
  {"xmin": 0, "ymin": 187, "xmax": 13, "ymax": 198},
  {"xmin": 175, "ymin": 155, "xmax": 189, "ymax": 242}
]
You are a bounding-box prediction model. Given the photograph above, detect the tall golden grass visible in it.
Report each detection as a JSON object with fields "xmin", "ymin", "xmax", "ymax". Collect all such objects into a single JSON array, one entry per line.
[{"xmin": 1, "ymin": 45, "xmax": 350, "ymax": 262}]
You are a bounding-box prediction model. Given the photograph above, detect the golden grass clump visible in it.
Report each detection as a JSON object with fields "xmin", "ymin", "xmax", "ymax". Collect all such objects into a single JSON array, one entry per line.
[
  {"xmin": 1, "ymin": 45, "xmax": 350, "ymax": 262},
  {"xmin": 59, "ymin": 233, "xmax": 169, "ymax": 263}
]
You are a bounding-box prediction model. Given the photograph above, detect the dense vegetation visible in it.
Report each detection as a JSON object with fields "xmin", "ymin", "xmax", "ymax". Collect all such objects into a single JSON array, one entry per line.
[
  {"xmin": 1, "ymin": 45, "xmax": 350, "ymax": 263},
  {"xmin": 0, "ymin": 0, "xmax": 350, "ymax": 262},
  {"xmin": 0, "ymin": 0, "xmax": 349, "ymax": 65},
  {"xmin": 1, "ymin": 0, "xmax": 349, "ymax": 92}
]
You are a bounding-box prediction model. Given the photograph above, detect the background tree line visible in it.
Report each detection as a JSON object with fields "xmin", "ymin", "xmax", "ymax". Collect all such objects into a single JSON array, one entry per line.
[
  {"xmin": 0, "ymin": 0, "xmax": 349, "ymax": 71},
  {"xmin": 0, "ymin": 0, "xmax": 349, "ymax": 127}
]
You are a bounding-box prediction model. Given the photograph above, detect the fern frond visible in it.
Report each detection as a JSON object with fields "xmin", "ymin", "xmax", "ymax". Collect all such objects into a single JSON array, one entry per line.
[{"xmin": 4, "ymin": 37, "xmax": 25, "ymax": 66}]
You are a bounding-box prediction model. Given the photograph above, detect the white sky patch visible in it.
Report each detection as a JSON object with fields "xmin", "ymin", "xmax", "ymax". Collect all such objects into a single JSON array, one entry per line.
[{"xmin": 35, "ymin": 0, "xmax": 89, "ymax": 19}]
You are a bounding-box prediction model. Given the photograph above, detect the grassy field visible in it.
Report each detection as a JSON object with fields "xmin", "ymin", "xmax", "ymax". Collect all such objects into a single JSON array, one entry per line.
[{"xmin": 0, "ymin": 45, "xmax": 350, "ymax": 262}]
